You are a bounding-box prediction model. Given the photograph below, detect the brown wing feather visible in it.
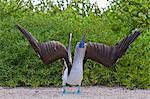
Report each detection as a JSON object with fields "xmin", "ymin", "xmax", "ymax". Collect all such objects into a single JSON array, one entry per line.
[
  {"xmin": 16, "ymin": 24, "xmax": 71, "ymax": 71},
  {"xmin": 16, "ymin": 24, "xmax": 40, "ymax": 54},
  {"xmin": 114, "ymin": 31, "xmax": 141, "ymax": 58},
  {"xmin": 84, "ymin": 31, "xmax": 141, "ymax": 67},
  {"xmin": 85, "ymin": 42, "xmax": 114, "ymax": 67},
  {"xmin": 39, "ymin": 41, "xmax": 68, "ymax": 64}
]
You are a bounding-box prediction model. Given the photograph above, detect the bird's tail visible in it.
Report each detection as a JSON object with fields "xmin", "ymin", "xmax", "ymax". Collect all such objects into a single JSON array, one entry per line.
[
  {"xmin": 114, "ymin": 31, "xmax": 141, "ymax": 58},
  {"xmin": 16, "ymin": 24, "xmax": 41, "ymax": 55}
]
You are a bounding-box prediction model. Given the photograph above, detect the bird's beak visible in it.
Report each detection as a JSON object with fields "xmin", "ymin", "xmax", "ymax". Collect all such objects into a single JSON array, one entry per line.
[
  {"xmin": 81, "ymin": 33, "xmax": 86, "ymax": 42},
  {"xmin": 79, "ymin": 33, "xmax": 86, "ymax": 48}
]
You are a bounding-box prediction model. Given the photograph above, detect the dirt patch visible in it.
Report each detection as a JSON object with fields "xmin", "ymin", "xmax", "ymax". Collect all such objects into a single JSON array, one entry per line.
[{"xmin": 0, "ymin": 86, "xmax": 150, "ymax": 99}]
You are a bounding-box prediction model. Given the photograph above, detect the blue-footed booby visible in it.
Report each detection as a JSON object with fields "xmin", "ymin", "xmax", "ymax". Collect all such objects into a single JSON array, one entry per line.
[
  {"xmin": 16, "ymin": 24, "xmax": 141, "ymax": 94},
  {"xmin": 62, "ymin": 33, "xmax": 86, "ymax": 94}
]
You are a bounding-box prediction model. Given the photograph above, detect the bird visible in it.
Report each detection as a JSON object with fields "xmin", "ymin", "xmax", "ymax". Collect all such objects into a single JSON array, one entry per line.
[
  {"xmin": 62, "ymin": 33, "xmax": 86, "ymax": 94},
  {"xmin": 16, "ymin": 24, "xmax": 141, "ymax": 94},
  {"xmin": 16, "ymin": 24, "xmax": 85, "ymax": 94}
]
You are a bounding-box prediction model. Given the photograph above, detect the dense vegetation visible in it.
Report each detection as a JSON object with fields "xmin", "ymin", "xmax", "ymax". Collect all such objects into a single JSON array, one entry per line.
[{"xmin": 0, "ymin": 0, "xmax": 149, "ymax": 89}]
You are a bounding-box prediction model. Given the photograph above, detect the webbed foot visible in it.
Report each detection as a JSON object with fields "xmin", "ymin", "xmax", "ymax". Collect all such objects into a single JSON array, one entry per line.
[{"xmin": 74, "ymin": 85, "xmax": 81, "ymax": 95}]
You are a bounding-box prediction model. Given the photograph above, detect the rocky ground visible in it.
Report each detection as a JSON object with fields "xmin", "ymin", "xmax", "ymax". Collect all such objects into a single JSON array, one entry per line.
[{"xmin": 0, "ymin": 86, "xmax": 150, "ymax": 99}]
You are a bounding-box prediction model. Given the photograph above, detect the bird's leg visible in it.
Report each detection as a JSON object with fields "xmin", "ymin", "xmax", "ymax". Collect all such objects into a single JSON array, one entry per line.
[{"xmin": 74, "ymin": 85, "xmax": 81, "ymax": 94}]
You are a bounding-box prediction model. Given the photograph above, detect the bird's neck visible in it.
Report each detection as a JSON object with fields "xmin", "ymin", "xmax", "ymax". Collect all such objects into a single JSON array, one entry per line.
[
  {"xmin": 72, "ymin": 48, "xmax": 86, "ymax": 68},
  {"xmin": 73, "ymin": 54, "xmax": 84, "ymax": 64}
]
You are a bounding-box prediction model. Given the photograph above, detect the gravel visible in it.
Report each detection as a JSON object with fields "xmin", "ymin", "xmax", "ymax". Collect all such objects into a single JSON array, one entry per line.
[{"xmin": 0, "ymin": 86, "xmax": 150, "ymax": 99}]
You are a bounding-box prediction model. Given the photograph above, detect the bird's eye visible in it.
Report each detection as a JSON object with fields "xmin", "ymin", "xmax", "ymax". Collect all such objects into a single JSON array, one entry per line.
[
  {"xmin": 79, "ymin": 43, "xmax": 84, "ymax": 48},
  {"xmin": 79, "ymin": 44, "xmax": 81, "ymax": 47}
]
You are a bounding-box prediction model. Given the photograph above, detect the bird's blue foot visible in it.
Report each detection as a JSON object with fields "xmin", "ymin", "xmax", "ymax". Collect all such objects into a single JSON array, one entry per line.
[
  {"xmin": 74, "ymin": 86, "xmax": 81, "ymax": 95},
  {"xmin": 62, "ymin": 89, "xmax": 67, "ymax": 95},
  {"xmin": 62, "ymin": 85, "xmax": 81, "ymax": 95},
  {"xmin": 74, "ymin": 90, "xmax": 81, "ymax": 94},
  {"xmin": 62, "ymin": 86, "xmax": 68, "ymax": 95}
]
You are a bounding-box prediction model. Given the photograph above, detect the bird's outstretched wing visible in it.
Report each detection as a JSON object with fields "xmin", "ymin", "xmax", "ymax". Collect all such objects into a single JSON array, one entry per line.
[
  {"xmin": 16, "ymin": 24, "xmax": 71, "ymax": 70},
  {"xmin": 84, "ymin": 31, "xmax": 141, "ymax": 67},
  {"xmin": 67, "ymin": 33, "xmax": 72, "ymax": 63}
]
